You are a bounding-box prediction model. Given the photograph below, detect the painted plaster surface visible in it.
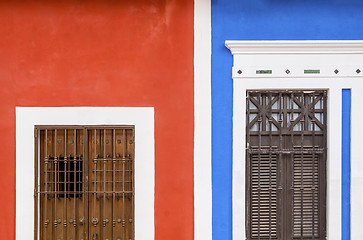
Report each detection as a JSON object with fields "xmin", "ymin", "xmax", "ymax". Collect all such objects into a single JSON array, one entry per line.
[{"xmin": 0, "ymin": 1, "xmax": 194, "ymax": 239}]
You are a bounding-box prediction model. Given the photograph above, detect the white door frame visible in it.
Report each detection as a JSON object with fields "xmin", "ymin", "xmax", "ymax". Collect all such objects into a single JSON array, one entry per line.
[{"xmin": 225, "ymin": 40, "xmax": 363, "ymax": 240}]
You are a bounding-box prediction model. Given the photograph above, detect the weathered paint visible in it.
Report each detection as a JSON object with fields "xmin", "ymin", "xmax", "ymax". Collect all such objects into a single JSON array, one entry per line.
[{"xmin": 0, "ymin": 1, "xmax": 194, "ymax": 239}]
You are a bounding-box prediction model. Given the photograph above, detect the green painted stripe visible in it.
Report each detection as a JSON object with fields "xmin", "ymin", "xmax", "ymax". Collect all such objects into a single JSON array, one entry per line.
[
  {"xmin": 256, "ymin": 70, "xmax": 272, "ymax": 74},
  {"xmin": 304, "ymin": 69, "xmax": 320, "ymax": 74}
]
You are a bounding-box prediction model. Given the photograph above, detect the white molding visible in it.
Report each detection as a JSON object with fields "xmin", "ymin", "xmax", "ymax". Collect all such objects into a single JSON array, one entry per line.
[
  {"xmin": 226, "ymin": 40, "xmax": 363, "ymax": 240},
  {"xmin": 16, "ymin": 107, "xmax": 154, "ymax": 240},
  {"xmin": 231, "ymin": 65, "xmax": 363, "ymax": 78},
  {"xmin": 225, "ymin": 40, "xmax": 363, "ymax": 54},
  {"xmin": 226, "ymin": 40, "xmax": 363, "ymax": 78},
  {"xmin": 194, "ymin": 0, "xmax": 212, "ymax": 240}
]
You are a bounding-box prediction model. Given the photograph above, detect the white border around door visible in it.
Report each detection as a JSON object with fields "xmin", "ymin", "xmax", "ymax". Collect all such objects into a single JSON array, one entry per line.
[
  {"xmin": 16, "ymin": 107, "xmax": 155, "ymax": 240},
  {"xmin": 226, "ymin": 40, "xmax": 363, "ymax": 240}
]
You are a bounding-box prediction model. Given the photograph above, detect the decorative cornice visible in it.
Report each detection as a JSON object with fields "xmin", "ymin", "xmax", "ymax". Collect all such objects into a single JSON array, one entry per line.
[{"xmin": 225, "ymin": 40, "xmax": 363, "ymax": 55}]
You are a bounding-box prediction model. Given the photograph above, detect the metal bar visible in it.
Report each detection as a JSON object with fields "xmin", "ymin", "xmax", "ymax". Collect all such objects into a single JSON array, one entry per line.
[
  {"xmin": 262, "ymin": 93, "xmax": 266, "ymax": 132},
  {"xmin": 122, "ymin": 129, "xmax": 126, "ymax": 240},
  {"xmin": 73, "ymin": 130, "xmax": 77, "ymax": 238},
  {"xmin": 54, "ymin": 129, "xmax": 58, "ymax": 240},
  {"xmin": 248, "ymin": 149, "xmax": 324, "ymax": 154},
  {"xmin": 34, "ymin": 129, "xmax": 39, "ymax": 240},
  {"xmin": 300, "ymin": 103, "xmax": 305, "ymax": 240},
  {"xmin": 131, "ymin": 128, "xmax": 135, "ymax": 240},
  {"xmin": 44, "ymin": 130, "xmax": 49, "ymax": 238},
  {"xmin": 257, "ymin": 92, "xmax": 262, "ymax": 240},
  {"xmin": 312, "ymin": 97, "xmax": 316, "ymax": 240},
  {"xmin": 64, "ymin": 129, "xmax": 68, "ymax": 240},
  {"xmin": 268, "ymin": 93, "xmax": 272, "ymax": 239},
  {"xmin": 283, "ymin": 93, "xmax": 287, "ymax": 131},
  {"xmin": 36, "ymin": 190, "xmax": 132, "ymax": 194},
  {"xmin": 83, "ymin": 129, "xmax": 87, "ymax": 240},
  {"xmin": 246, "ymin": 93, "xmax": 251, "ymax": 240},
  {"xmin": 246, "ymin": 94, "xmax": 251, "ymax": 150},
  {"xmin": 290, "ymin": 92, "xmax": 295, "ymax": 240},
  {"xmin": 112, "ymin": 129, "xmax": 116, "ymax": 238},
  {"xmin": 103, "ymin": 129, "xmax": 107, "ymax": 239},
  {"xmin": 322, "ymin": 91, "xmax": 328, "ymax": 238},
  {"xmin": 304, "ymin": 94, "xmax": 309, "ymax": 131},
  {"xmin": 278, "ymin": 92, "xmax": 283, "ymax": 240},
  {"xmin": 93, "ymin": 129, "xmax": 97, "ymax": 229}
]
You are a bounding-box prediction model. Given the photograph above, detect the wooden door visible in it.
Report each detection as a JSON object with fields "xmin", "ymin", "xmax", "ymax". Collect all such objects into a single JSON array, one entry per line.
[
  {"xmin": 36, "ymin": 126, "xmax": 134, "ymax": 240},
  {"xmin": 246, "ymin": 90, "xmax": 327, "ymax": 240}
]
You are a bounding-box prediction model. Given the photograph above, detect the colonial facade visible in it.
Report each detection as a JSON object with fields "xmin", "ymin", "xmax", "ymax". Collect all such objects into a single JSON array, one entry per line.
[{"xmin": 1, "ymin": 0, "xmax": 362, "ymax": 239}]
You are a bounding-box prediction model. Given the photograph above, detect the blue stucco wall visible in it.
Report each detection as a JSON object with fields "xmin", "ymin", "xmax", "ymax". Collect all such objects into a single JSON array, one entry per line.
[{"xmin": 211, "ymin": 1, "xmax": 363, "ymax": 239}]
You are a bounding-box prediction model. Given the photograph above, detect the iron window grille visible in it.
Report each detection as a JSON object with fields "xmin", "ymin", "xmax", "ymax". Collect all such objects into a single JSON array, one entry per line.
[{"xmin": 34, "ymin": 126, "xmax": 135, "ymax": 240}]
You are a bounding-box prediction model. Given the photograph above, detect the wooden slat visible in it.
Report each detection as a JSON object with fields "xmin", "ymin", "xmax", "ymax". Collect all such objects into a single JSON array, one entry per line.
[
  {"xmin": 250, "ymin": 154, "xmax": 278, "ymax": 239},
  {"xmin": 292, "ymin": 154, "xmax": 320, "ymax": 238}
]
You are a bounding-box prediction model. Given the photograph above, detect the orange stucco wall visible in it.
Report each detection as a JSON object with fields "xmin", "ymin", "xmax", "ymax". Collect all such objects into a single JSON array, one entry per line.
[{"xmin": 0, "ymin": 1, "xmax": 194, "ymax": 239}]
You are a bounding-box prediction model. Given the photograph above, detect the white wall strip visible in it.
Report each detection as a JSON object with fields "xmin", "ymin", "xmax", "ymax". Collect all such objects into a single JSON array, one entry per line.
[
  {"xmin": 194, "ymin": 0, "xmax": 212, "ymax": 240},
  {"xmin": 350, "ymin": 85, "xmax": 363, "ymax": 239}
]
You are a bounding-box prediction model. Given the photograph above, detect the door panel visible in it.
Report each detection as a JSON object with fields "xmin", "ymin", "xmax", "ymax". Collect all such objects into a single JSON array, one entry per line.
[
  {"xmin": 246, "ymin": 90, "xmax": 327, "ymax": 240},
  {"xmin": 37, "ymin": 126, "xmax": 134, "ymax": 240}
]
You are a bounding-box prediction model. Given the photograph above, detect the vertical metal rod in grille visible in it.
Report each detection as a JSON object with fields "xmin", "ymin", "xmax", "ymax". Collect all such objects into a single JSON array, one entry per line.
[
  {"xmin": 122, "ymin": 129, "xmax": 126, "ymax": 240},
  {"xmin": 312, "ymin": 93, "xmax": 316, "ymax": 240},
  {"xmin": 44, "ymin": 130, "xmax": 49, "ymax": 238},
  {"xmin": 35, "ymin": 129, "xmax": 39, "ymax": 240},
  {"xmin": 73, "ymin": 130, "xmax": 77, "ymax": 238},
  {"xmin": 246, "ymin": 95, "xmax": 251, "ymax": 240},
  {"xmin": 112, "ymin": 129, "xmax": 116, "ymax": 237},
  {"xmin": 83, "ymin": 129, "xmax": 87, "ymax": 240},
  {"xmin": 268, "ymin": 93, "xmax": 273, "ymax": 239},
  {"xmin": 290, "ymin": 93, "xmax": 295, "ymax": 240},
  {"xmin": 54, "ymin": 129, "xmax": 58, "ymax": 240},
  {"xmin": 300, "ymin": 98, "xmax": 305, "ymax": 240},
  {"xmin": 103, "ymin": 129, "xmax": 107, "ymax": 239},
  {"xmin": 64, "ymin": 129, "xmax": 68, "ymax": 240},
  {"xmin": 278, "ymin": 93, "xmax": 283, "ymax": 240},
  {"xmin": 323, "ymin": 92, "xmax": 328, "ymax": 236},
  {"xmin": 93, "ymin": 129, "xmax": 97, "ymax": 228},
  {"xmin": 257, "ymin": 93, "xmax": 262, "ymax": 240}
]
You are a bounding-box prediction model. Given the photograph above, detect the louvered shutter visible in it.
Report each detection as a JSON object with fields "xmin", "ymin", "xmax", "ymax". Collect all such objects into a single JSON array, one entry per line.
[
  {"xmin": 292, "ymin": 153, "xmax": 320, "ymax": 238},
  {"xmin": 246, "ymin": 90, "xmax": 326, "ymax": 240},
  {"xmin": 250, "ymin": 153, "xmax": 278, "ymax": 239}
]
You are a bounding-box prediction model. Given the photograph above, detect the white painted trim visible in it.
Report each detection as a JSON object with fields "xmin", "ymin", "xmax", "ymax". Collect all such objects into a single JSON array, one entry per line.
[
  {"xmin": 194, "ymin": 0, "xmax": 212, "ymax": 240},
  {"xmin": 350, "ymin": 86, "xmax": 363, "ymax": 239},
  {"xmin": 225, "ymin": 40, "xmax": 363, "ymax": 54},
  {"xmin": 227, "ymin": 40, "xmax": 363, "ymax": 240},
  {"xmin": 231, "ymin": 65, "xmax": 363, "ymax": 78},
  {"xmin": 16, "ymin": 107, "xmax": 154, "ymax": 240}
]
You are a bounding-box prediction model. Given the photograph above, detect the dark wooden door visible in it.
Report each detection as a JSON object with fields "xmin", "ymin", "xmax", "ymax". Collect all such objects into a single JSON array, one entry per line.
[{"xmin": 246, "ymin": 90, "xmax": 327, "ymax": 240}]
